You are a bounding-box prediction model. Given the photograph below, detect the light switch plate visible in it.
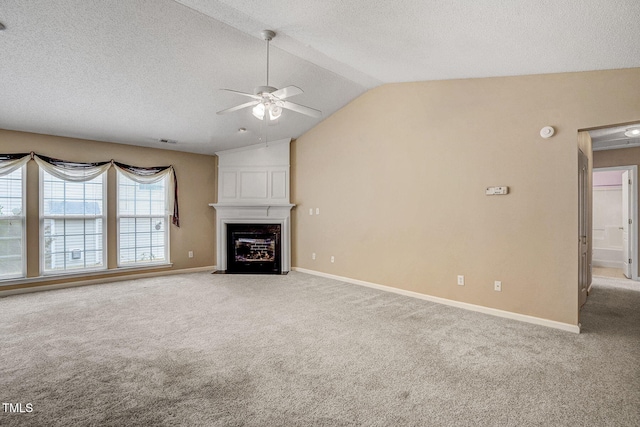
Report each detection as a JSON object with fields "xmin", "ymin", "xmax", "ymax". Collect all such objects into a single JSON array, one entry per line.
[{"xmin": 486, "ymin": 186, "xmax": 509, "ymax": 195}]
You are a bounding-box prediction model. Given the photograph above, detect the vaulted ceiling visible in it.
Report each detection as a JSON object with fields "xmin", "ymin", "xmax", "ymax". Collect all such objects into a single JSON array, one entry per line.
[{"xmin": 1, "ymin": 0, "xmax": 639, "ymax": 155}]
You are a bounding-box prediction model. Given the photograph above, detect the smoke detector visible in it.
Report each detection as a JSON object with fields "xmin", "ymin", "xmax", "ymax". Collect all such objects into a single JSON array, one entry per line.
[{"xmin": 540, "ymin": 126, "xmax": 555, "ymax": 139}]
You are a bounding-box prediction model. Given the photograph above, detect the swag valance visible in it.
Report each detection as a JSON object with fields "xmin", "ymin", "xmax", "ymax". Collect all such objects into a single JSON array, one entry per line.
[
  {"xmin": 0, "ymin": 152, "xmax": 180, "ymax": 227},
  {"xmin": 0, "ymin": 153, "xmax": 31, "ymax": 176}
]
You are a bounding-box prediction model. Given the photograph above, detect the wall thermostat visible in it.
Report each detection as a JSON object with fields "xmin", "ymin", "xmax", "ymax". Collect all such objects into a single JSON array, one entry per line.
[{"xmin": 540, "ymin": 126, "xmax": 555, "ymax": 138}]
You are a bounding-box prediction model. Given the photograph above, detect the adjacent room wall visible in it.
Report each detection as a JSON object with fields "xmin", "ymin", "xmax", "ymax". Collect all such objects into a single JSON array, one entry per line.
[
  {"xmin": 0, "ymin": 129, "xmax": 217, "ymax": 291},
  {"xmin": 292, "ymin": 68, "xmax": 640, "ymax": 326},
  {"xmin": 592, "ymin": 169, "xmax": 624, "ymax": 268},
  {"xmin": 594, "ymin": 146, "xmax": 640, "ymax": 269}
]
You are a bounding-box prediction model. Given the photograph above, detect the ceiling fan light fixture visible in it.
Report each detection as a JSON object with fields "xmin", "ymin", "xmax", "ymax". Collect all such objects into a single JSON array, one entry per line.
[
  {"xmin": 269, "ymin": 104, "xmax": 282, "ymax": 120},
  {"xmin": 624, "ymin": 128, "xmax": 640, "ymax": 138},
  {"xmin": 252, "ymin": 103, "xmax": 265, "ymax": 120}
]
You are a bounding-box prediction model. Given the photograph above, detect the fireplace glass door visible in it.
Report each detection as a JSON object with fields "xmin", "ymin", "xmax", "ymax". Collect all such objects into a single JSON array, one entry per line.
[{"xmin": 226, "ymin": 224, "xmax": 281, "ymax": 274}]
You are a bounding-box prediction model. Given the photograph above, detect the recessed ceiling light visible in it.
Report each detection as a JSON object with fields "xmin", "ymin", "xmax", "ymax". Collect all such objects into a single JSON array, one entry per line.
[{"xmin": 624, "ymin": 128, "xmax": 640, "ymax": 138}]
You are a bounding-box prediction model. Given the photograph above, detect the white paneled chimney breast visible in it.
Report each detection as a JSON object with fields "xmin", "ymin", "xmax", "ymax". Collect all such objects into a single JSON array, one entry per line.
[{"xmin": 209, "ymin": 139, "xmax": 295, "ymax": 272}]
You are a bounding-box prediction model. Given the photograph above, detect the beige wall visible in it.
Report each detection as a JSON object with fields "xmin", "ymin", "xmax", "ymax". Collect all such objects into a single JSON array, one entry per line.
[
  {"xmin": 292, "ymin": 68, "xmax": 640, "ymax": 325},
  {"xmin": 594, "ymin": 145, "xmax": 640, "ymax": 269},
  {"xmin": 0, "ymin": 129, "xmax": 217, "ymax": 291}
]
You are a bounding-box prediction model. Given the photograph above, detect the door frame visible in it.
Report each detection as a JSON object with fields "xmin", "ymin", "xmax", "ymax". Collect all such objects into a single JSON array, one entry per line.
[
  {"xmin": 593, "ymin": 165, "xmax": 638, "ymax": 282},
  {"xmin": 579, "ymin": 150, "xmax": 590, "ymax": 309}
]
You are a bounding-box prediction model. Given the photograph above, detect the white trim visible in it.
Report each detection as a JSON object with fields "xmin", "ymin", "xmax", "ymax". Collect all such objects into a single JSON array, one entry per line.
[
  {"xmin": 0, "ymin": 266, "xmax": 215, "ymax": 297},
  {"xmin": 210, "ymin": 205, "xmax": 294, "ymax": 272},
  {"xmin": 0, "ymin": 262, "xmax": 174, "ymax": 287},
  {"xmin": 214, "ymin": 138, "xmax": 291, "ymax": 156},
  {"xmin": 20, "ymin": 165, "xmax": 26, "ymax": 278},
  {"xmin": 593, "ymin": 165, "xmax": 638, "ymax": 281},
  {"xmin": 293, "ymin": 267, "xmax": 581, "ymax": 334}
]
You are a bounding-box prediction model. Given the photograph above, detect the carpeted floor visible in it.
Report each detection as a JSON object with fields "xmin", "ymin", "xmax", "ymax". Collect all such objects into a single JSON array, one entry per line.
[{"xmin": 1, "ymin": 271, "xmax": 639, "ymax": 426}]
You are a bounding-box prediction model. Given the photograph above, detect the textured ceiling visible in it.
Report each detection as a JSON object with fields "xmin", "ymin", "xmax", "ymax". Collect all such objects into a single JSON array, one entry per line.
[{"xmin": 1, "ymin": 0, "xmax": 639, "ymax": 155}]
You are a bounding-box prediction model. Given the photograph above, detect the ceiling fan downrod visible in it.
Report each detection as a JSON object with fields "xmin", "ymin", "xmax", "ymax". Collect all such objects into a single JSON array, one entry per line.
[{"xmin": 262, "ymin": 30, "xmax": 275, "ymax": 87}]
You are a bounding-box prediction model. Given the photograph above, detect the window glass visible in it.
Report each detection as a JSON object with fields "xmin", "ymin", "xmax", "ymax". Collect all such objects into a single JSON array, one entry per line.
[
  {"xmin": 41, "ymin": 172, "xmax": 106, "ymax": 273},
  {"xmin": 0, "ymin": 168, "xmax": 25, "ymax": 279},
  {"xmin": 117, "ymin": 174, "xmax": 168, "ymax": 266}
]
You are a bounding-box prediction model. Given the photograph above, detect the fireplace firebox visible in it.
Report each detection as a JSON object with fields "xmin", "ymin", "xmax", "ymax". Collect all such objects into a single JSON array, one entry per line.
[{"xmin": 226, "ymin": 224, "xmax": 281, "ymax": 274}]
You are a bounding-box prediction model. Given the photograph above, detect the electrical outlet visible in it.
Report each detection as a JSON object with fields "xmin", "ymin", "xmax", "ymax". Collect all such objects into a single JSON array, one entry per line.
[
  {"xmin": 494, "ymin": 281, "xmax": 502, "ymax": 292},
  {"xmin": 312, "ymin": 252, "xmax": 316, "ymax": 260},
  {"xmin": 330, "ymin": 256, "xmax": 335, "ymax": 263},
  {"xmin": 457, "ymin": 275, "xmax": 464, "ymax": 286},
  {"xmin": 188, "ymin": 251, "xmax": 194, "ymax": 258}
]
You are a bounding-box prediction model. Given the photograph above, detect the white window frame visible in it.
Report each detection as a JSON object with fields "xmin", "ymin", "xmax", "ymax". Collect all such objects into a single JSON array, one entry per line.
[
  {"xmin": 0, "ymin": 166, "xmax": 26, "ymax": 281},
  {"xmin": 116, "ymin": 172, "xmax": 170, "ymax": 267},
  {"xmin": 39, "ymin": 169, "xmax": 108, "ymax": 276}
]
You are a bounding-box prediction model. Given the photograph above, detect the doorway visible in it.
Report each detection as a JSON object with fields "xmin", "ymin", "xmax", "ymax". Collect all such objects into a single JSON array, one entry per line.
[{"xmin": 592, "ymin": 166, "xmax": 637, "ymax": 280}]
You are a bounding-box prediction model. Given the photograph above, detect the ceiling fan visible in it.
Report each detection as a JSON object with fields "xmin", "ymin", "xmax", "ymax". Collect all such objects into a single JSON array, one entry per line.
[{"xmin": 216, "ymin": 30, "xmax": 322, "ymax": 121}]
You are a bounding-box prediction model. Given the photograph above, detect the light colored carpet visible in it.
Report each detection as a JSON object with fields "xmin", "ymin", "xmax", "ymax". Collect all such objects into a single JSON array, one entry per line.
[{"xmin": 0, "ymin": 272, "xmax": 639, "ymax": 426}]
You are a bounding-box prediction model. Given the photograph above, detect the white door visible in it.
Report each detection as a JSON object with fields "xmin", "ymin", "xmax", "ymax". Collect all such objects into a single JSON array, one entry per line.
[{"xmin": 622, "ymin": 170, "xmax": 632, "ymax": 278}]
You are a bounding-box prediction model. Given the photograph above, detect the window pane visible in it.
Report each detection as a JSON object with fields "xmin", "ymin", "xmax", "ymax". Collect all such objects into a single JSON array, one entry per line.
[
  {"xmin": 120, "ymin": 248, "xmax": 135, "ymax": 264},
  {"xmin": 119, "ymin": 200, "xmax": 134, "ymax": 215},
  {"xmin": 41, "ymin": 171, "xmax": 105, "ymax": 273},
  {"xmin": 118, "ymin": 173, "xmax": 168, "ymax": 266},
  {"xmin": 0, "ymin": 168, "xmax": 25, "ymax": 279},
  {"xmin": 0, "ymin": 219, "xmax": 23, "ymax": 279},
  {"xmin": 135, "ymin": 200, "xmax": 151, "ymax": 215},
  {"xmin": 151, "ymin": 246, "xmax": 166, "ymax": 262},
  {"xmin": 0, "ymin": 169, "xmax": 23, "ymax": 217},
  {"xmin": 120, "ymin": 217, "xmax": 135, "ymax": 233},
  {"xmin": 119, "ymin": 232, "xmax": 136, "ymax": 249}
]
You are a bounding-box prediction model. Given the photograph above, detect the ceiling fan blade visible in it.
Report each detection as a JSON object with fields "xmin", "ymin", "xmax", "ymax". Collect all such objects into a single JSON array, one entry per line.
[
  {"xmin": 217, "ymin": 100, "xmax": 259, "ymax": 115},
  {"xmin": 281, "ymin": 101, "xmax": 322, "ymax": 118},
  {"xmin": 220, "ymin": 88, "xmax": 262, "ymax": 100},
  {"xmin": 271, "ymin": 85, "xmax": 304, "ymax": 100}
]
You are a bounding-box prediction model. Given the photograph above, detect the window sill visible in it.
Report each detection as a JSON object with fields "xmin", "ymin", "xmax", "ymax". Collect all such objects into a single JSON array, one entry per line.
[{"xmin": 0, "ymin": 263, "xmax": 173, "ymax": 287}]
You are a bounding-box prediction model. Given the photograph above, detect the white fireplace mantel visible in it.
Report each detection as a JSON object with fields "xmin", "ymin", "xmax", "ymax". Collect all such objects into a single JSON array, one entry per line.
[
  {"xmin": 210, "ymin": 139, "xmax": 294, "ymax": 272},
  {"xmin": 209, "ymin": 203, "xmax": 295, "ymax": 272}
]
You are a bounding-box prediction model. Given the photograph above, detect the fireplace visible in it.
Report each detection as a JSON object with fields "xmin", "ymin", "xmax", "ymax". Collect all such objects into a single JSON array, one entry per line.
[
  {"xmin": 209, "ymin": 138, "xmax": 294, "ymax": 273},
  {"xmin": 226, "ymin": 224, "xmax": 281, "ymax": 274}
]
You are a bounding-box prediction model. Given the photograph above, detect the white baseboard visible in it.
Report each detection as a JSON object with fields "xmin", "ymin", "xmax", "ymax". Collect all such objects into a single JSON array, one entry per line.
[
  {"xmin": 293, "ymin": 267, "xmax": 580, "ymax": 334},
  {"xmin": 0, "ymin": 266, "xmax": 216, "ymax": 298},
  {"xmin": 593, "ymin": 260, "xmax": 624, "ymax": 269}
]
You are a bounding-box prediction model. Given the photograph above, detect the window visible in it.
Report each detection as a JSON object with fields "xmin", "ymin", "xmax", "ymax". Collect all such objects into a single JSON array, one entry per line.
[
  {"xmin": 0, "ymin": 167, "xmax": 25, "ymax": 279},
  {"xmin": 117, "ymin": 173, "xmax": 168, "ymax": 266},
  {"xmin": 41, "ymin": 171, "xmax": 106, "ymax": 273}
]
